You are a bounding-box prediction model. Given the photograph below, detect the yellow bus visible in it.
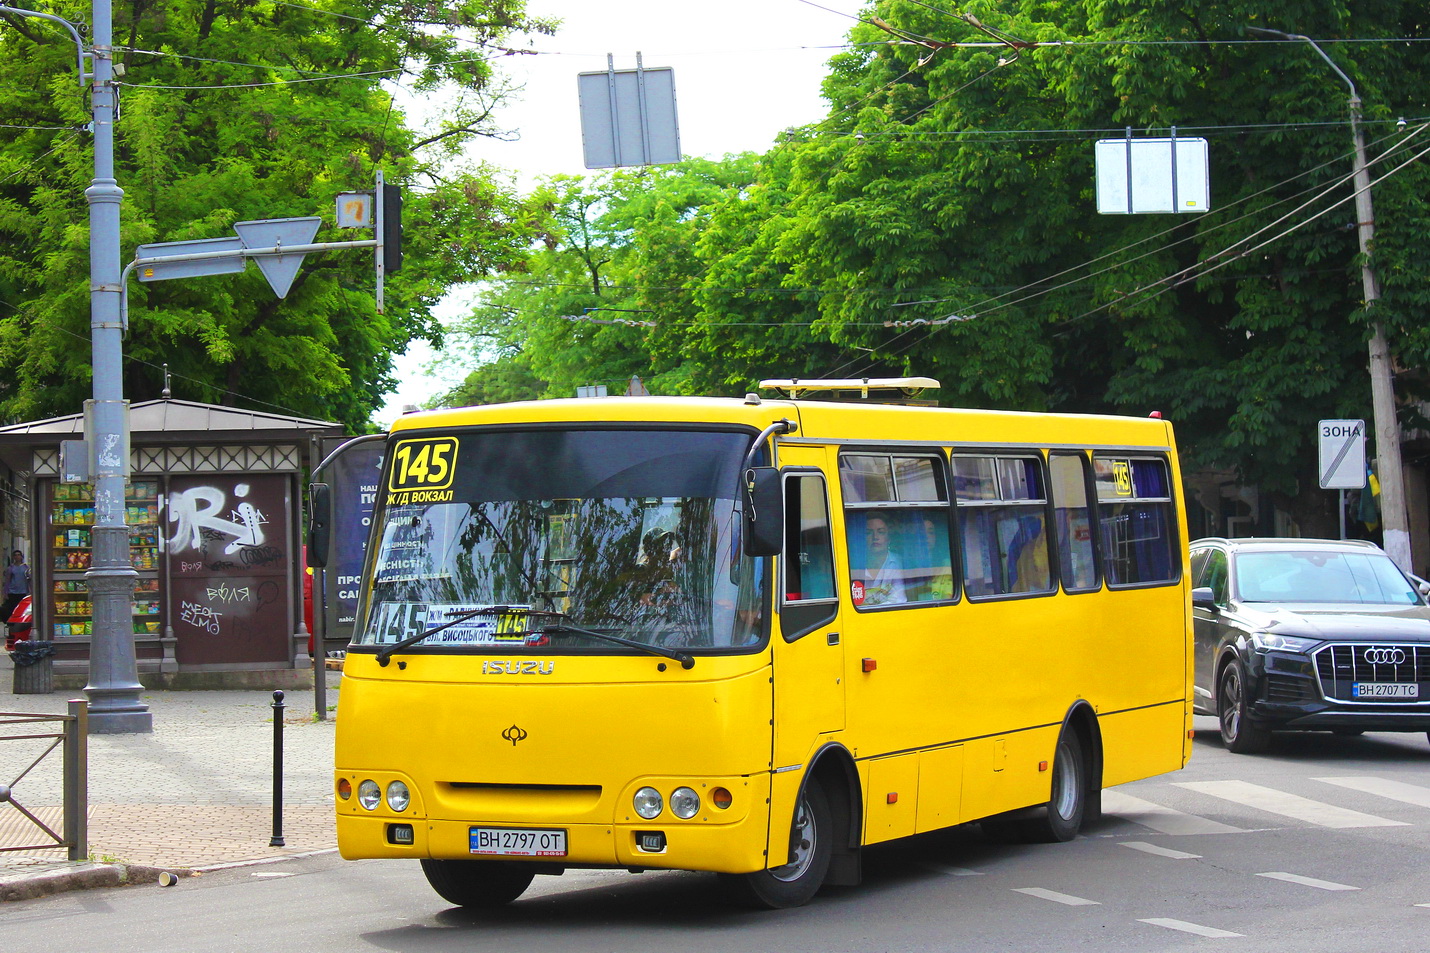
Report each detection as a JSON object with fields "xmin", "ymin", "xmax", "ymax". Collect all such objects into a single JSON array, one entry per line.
[{"xmin": 324, "ymin": 380, "xmax": 1193, "ymax": 909}]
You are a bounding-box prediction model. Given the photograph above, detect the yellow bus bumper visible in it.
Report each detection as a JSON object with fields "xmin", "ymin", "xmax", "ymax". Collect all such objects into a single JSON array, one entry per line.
[{"xmin": 337, "ymin": 774, "xmax": 773, "ymax": 875}]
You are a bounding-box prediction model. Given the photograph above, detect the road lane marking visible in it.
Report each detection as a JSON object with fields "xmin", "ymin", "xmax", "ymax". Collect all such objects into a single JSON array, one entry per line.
[
  {"xmin": 1120, "ymin": 841, "xmax": 1202, "ymax": 859},
  {"xmin": 1102, "ymin": 789, "xmax": 1245, "ymax": 835},
  {"xmin": 251, "ymin": 871, "xmax": 296, "ymax": 878},
  {"xmin": 1257, "ymin": 871, "xmax": 1359, "ymax": 891},
  {"xmin": 1315, "ymin": 776, "xmax": 1430, "ymax": 809},
  {"xmin": 1139, "ymin": 918, "xmax": 1244, "ymax": 938},
  {"xmin": 1175, "ymin": 780, "xmax": 1409, "ymax": 828},
  {"xmin": 923, "ymin": 864, "xmax": 984, "ymax": 876},
  {"xmin": 1012, "ymin": 887, "xmax": 1100, "ymax": 906}
]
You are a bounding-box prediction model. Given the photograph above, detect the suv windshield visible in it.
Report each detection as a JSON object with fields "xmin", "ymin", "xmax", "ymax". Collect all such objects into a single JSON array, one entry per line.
[
  {"xmin": 1235, "ymin": 550, "xmax": 1421, "ymax": 605},
  {"xmin": 354, "ymin": 429, "xmax": 766, "ymax": 654}
]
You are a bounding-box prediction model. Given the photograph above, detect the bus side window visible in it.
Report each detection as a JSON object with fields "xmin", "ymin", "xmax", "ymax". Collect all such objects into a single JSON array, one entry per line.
[
  {"xmin": 1093, "ymin": 456, "xmax": 1178, "ymax": 586},
  {"xmin": 781, "ymin": 473, "xmax": 838, "ymax": 640},
  {"xmin": 785, "ymin": 475, "xmax": 835, "ymax": 601},
  {"xmin": 841, "ymin": 452, "xmax": 953, "ymax": 608},
  {"xmin": 954, "ymin": 454, "xmax": 1054, "ymax": 598},
  {"xmin": 1050, "ymin": 453, "xmax": 1099, "ymax": 592}
]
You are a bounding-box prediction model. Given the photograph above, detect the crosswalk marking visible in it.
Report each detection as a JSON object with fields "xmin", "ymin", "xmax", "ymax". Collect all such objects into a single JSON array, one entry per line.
[
  {"xmin": 1120, "ymin": 841, "xmax": 1202, "ymax": 859},
  {"xmin": 1138, "ymin": 918, "xmax": 1244, "ymax": 938},
  {"xmin": 1315, "ymin": 776, "xmax": 1430, "ymax": 809},
  {"xmin": 1012, "ymin": 887, "xmax": 1100, "ymax": 906},
  {"xmin": 1174, "ymin": 780, "xmax": 1409, "ymax": 829},
  {"xmin": 1257, "ymin": 871, "xmax": 1359, "ymax": 891},
  {"xmin": 1102, "ymin": 789, "xmax": 1245, "ymax": 835}
]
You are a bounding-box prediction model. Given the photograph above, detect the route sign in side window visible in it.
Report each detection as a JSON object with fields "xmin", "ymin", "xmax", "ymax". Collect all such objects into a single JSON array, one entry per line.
[{"xmin": 1093, "ymin": 456, "xmax": 1177, "ymax": 587}]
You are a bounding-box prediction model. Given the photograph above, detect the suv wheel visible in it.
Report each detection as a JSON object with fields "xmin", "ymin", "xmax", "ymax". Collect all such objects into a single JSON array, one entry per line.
[{"xmin": 1218, "ymin": 658, "xmax": 1272, "ymax": 754}]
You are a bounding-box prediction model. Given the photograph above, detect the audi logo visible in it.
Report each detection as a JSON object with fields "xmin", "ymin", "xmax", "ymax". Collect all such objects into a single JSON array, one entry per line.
[{"xmin": 1363, "ymin": 647, "xmax": 1407, "ymax": 666}]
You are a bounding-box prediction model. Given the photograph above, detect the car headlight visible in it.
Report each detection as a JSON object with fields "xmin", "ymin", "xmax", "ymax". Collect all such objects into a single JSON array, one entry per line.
[
  {"xmin": 357, "ymin": 779, "xmax": 382, "ymax": 811},
  {"xmin": 670, "ymin": 786, "xmax": 701, "ymax": 819},
  {"xmin": 633, "ymin": 786, "xmax": 663, "ymax": 819},
  {"xmin": 386, "ymin": 780, "xmax": 411, "ymax": 812},
  {"xmin": 1251, "ymin": 630, "xmax": 1318, "ymax": 653}
]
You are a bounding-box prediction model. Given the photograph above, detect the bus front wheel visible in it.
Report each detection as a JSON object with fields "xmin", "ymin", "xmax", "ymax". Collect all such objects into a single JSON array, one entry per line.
[
  {"xmin": 720, "ymin": 776, "xmax": 833, "ymax": 909},
  {"xmin": 420, "ymin": 858, "xmax": 535, "ymax": 907}
]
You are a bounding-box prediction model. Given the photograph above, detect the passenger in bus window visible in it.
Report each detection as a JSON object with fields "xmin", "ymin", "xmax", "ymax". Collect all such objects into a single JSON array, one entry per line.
[
  {"xmin": 916, "ymin": 516, "xmax": 954, "ymax": 601},
  {"xmin": 861, "ymin": 515, "xmax": 907, "ymax": 606}
]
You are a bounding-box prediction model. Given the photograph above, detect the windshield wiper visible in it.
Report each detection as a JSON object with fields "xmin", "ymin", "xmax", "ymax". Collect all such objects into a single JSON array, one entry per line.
[
  {"xmin": 374, "ymin": 606, "xmax": 525, "ymax": 666},
  {"xmin": 542, "ymin": 621, "xmax": 695, "ymax": 670}
]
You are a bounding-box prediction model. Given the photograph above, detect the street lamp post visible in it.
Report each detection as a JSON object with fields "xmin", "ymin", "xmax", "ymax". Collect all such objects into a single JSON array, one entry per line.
[
  {"xmin": 1249, "ymin": 26, "xmax": 1411, "ymax": 571},
  {"xmin": 0, "ymin": 2, "xmax": 151, "ymax": 730},
  {"xmin": 84, "ymin": 0, "xmax": 150, "ymax": 732}
]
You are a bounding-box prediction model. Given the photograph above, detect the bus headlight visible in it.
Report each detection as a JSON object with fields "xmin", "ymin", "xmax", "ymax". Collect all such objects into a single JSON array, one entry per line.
[
  {"xmin": 358, "ymin": 779, "xmax": 382, "ymax": 811},
  {"xmin": 633, "ymin": 786, "xmax": 663, "ymax": 819},
  {"xmin": 670, "ymin": 787, "xmax": 700, "ymax": 819},
  {"xmin": 386, "ymin": 780, "xmax": 411, "ymax": 812}
]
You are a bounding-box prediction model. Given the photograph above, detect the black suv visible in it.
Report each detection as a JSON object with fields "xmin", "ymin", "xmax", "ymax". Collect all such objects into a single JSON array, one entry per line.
[{"xmin": 1190, "ymin": 537, "xmax": 1430, "ymax": 753}]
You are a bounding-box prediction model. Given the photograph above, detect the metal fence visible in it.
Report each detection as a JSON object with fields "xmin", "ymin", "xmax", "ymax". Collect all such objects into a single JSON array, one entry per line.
[{"xmin": 0, "ymin": 700, "xmax": 87, "ymax": 861}]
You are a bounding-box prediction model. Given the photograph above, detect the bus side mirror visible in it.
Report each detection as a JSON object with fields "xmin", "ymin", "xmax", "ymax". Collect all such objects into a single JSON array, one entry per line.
[
  {"xmin": 308, "ymin": 483, "xmax": 331, "ymax": 569},
  {"xmin": 743, "ymin": 467, "xmax": 783, "ymax": 557}
]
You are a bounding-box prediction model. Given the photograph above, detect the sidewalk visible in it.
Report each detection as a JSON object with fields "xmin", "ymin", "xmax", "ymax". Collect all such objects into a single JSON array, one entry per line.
[{"xmin": 0, "ymin": 656, "xmax": 340, "ymax": 901}]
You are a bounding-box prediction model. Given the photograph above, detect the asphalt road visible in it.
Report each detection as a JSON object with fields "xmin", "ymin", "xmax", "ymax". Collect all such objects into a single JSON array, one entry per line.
[{"xmin": 9, "ymin": 716, "xmax": 1430, "ymax": 953}]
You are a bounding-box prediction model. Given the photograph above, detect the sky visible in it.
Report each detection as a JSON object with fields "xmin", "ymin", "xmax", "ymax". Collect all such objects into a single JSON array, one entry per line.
[{"xmin": 372, "ymin": 0, "xmax": 867, "ymax": 427}]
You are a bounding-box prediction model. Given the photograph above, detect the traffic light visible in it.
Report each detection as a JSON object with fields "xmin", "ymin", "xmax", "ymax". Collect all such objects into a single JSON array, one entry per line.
[{"xmin": 381, "ymin": 182, "xmax": 402, "ymax": 274}]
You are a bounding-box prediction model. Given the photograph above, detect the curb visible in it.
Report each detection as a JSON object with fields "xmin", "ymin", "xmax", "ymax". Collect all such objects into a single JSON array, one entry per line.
[
  {"xmin": 0, "ymin": 849, "xmax": 337, "ymax": 901},
  {"xmin": 0, "ymin": 863, "xmax": 125, "ymax": 902}
]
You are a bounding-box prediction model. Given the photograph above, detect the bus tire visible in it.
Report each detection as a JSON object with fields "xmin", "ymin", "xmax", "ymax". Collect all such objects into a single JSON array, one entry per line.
[
  {"xmin": 420, "ymin": 859, "xmax": 535, "ymax": 907},
  {"xmin": 982, "ymin": 729, "xmax": 1087, "ymax": 844},
  {"xmin": 1218, "ymin": 658, "xmax": 1271, "ymax": 754},
  {"xmin": 720, "ymin": 776, "xmax": 833, "ymax": 909}
]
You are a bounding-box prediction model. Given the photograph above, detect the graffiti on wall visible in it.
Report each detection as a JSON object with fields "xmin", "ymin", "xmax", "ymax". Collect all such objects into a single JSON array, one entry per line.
[
  {"xmin": 167, "ymin": 482, "xmax": 270, "ymax": 555},
  {"xmin": 168, "ymin": 475, "xmax": 291, "ymax": 666}
]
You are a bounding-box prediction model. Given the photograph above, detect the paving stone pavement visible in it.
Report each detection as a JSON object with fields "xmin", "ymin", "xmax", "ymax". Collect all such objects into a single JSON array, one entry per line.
[{"xmin": 0, "ymin": 659, "xmax": 341, "ymax": 900}]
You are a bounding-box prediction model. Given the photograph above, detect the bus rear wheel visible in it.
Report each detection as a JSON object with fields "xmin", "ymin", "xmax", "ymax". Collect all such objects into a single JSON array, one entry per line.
[
  {"xmin": 982, "ymin": 729, "xmax": 1087, "ymax": 843},
  {"xmin": 420, "ymin": 859, "xmax": 535, "ymax": 907},
  {"xmin": 720, "ymin": 776, "xmax": 833, "ymax": 909}
]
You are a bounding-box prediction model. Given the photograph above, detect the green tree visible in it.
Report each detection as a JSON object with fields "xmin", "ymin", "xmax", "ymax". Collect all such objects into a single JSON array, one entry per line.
[
  {"xmin": 441, "ymin": 157, "xmax": 765, "ymax": 402},
  {"xmin": 691, "ymin": 1, "xmax": 1430, "ymax": 531},
  {"xmin": 0, "ymin": 0, "xmax": 554, "ymax": 432}
]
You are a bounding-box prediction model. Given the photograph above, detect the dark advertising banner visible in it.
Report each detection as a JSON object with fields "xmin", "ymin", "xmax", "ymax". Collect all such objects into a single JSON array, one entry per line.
[
  {"xmin": 166, "ymin": 474, "xmax": 292, "ymax": 665},
  {"xmin": 323, "ymin": 439, "xmax": 383, "ymax": 644}
]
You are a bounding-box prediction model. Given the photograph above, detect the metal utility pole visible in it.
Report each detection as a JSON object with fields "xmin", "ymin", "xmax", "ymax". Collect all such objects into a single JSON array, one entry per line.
[
  {"xmin": 86, "ymin": 0, "xmax": 150, "ymax": 732},
  {"xmin": 0, "ymin": 2, "xmax": 148, "ymax": 730},
  {"xmin": 1249, "ymin": 27, "xmax": 1411, "ymax": 571}
]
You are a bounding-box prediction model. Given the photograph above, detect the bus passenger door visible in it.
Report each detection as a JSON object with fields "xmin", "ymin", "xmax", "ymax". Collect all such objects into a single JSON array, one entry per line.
[{"xmin": 771, "ymin": 463, "xmax": 845, "ymax": 771}]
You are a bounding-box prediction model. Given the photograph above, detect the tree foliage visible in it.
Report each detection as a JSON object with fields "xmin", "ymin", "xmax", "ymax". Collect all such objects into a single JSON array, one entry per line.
[
  {"xmin": 450, "ymin": 1, "xmax": 1430, "ymax": 532},
  {"xmin": 0, "ymin": 0, "xmax": 554, "ymax": 431}
]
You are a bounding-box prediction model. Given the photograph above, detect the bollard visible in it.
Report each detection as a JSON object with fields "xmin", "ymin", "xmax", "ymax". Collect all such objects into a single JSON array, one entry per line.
[{"xmin": 270, "ymin": 689, "xmax": 285, "ymax": 847}]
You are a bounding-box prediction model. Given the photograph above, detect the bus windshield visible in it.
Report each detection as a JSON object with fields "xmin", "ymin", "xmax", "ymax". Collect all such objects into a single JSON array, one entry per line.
[{"xmin": 354, "ymin": 429, "xmax": 766, "ymax": 654}]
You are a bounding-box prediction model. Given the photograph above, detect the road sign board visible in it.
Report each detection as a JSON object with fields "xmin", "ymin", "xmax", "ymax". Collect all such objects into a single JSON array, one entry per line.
[
  {"xmin": 577, "ymin": 59, "xmax": 680, "ymax": 169},
  {"xmin": 232, "ymin": 216, "xmax": 322, "ymax": 297},
  {"xmin": 135, "ymin": 237, "xmax": 245, "ymax": 281},
  {"xmin": 1318, "ymin": 419, "xmax": 1367, "ymax": 489}
]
